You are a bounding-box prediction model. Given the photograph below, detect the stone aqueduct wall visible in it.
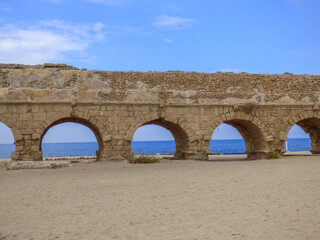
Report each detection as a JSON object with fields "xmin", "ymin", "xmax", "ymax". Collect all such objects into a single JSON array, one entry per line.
[{"xmin": 0, "ymin": 64, "xmax": 320, "ymax": 161}]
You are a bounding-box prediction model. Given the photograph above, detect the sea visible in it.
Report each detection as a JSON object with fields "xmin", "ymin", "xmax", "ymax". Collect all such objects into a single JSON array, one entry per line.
[{"xmin": 0, "ymin": 138, "xmax": 312, "ymax": 159}]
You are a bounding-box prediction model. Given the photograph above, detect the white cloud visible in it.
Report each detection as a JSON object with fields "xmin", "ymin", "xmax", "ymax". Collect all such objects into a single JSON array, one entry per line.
[
  {"xmin": 40, "ymin": 20, "xmax": 105, "ymax": 41},
  {"xmin": 153, "ymin": 15, "xmax": 196, "ymax": 29},
  {"xmin": 0, "ymin": 20, "xmax": 105, "ymax": 64}
]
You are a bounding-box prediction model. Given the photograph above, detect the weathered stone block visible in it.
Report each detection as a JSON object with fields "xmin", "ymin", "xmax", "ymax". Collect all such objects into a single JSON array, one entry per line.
[
  {"xmin": 0, "ymin": 105, "xmax": 7, "ymax": 114},
  {"xmin": 32, "ymin": 133, "xmax": 41, "ymax": 140},
  {"xmin": 31, "ymin": 105, "xmax": 40, "ymax": 113},
  {"xmin": 11, "ymin": 151, "xmax": 20, "ymax": 160},
  {"xmin": 31, "ymin": 145, "xmax": 39, "ymax": 151},
  {"xmin": 33, "ymin": 113, "xmax": 47, "ymax": 121},
  {"xmin": 103, "ymin": 135, "xmax": 112, "ymax": 141},
  {"xmin": 17, "ymin": 105, "xmax": 28, "ymax": 113},
  {"xmin": 159, "ymin": 99, "xmax": 165, "ymax": 107}
]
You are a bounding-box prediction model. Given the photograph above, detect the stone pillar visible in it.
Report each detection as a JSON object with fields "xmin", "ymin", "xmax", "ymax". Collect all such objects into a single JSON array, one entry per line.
[
  {"xmin": 11, "ymin": 134, "xmax": 42, "ymax": 161},
  {"xmin": 246, "ymin": 150, "xmax": 268, "ymax": 160},
  {"xmin": 99, "ymin": 137, "xmax": 133, "ymax": 161},
  {"xmin": 173, "ymin": 150, "xmax": 185, "ymax": 159},
  {"xmin": 172, "ymin": 138, "xmax": 209, "ymax": 160},
  {"xmin": 185, "ymin": 138, "xmax": 210, "ymax": 160},
  {"xmin": 187, "ymin": 149, "xmax": 209, "ymax": 160},
  {"xmin": 173, "ymin": 141, "xmax": 186, "ymax": 159},
  {"xmin": 310, "ymin": 131, "xmax": 320, "ymax": 154}
]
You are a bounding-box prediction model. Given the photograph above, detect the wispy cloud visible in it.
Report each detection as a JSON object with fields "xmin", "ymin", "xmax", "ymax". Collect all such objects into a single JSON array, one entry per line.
[
  {"xmin": 37, "ymin": 0, "xmax": 62, "ymax": 3},
  {"xmin": 47, "ymin": 0, "xmax": 60, "ymax": 3},
  {"xmin": 0, "ymin": 1, "xmax": 11, "ymax": 12},
  {"xmin": 283, "ymin": 49, "xmax": 320, "ymax": 56},
  {"xmin": 40, "ymin": 20, "xmax": 105, "ymax": 41},
  {"xmin": 163, "ymin": 38, "xmax": 173, "ymax": 43},
  {"xmin": 43, "ymin": 0, "xmax": 129, "ymax": 6},
  {"xmin": 153, "ymin": 15, "xmax": 197, "ymax": 29},
  {"xmin": 160, "ymin": 3, "xmax": 182, "ymax": 12},
  {"xmin": 0, "ymin": 20, "xmax": 106, "ymax": 64},
  {"xmin": 105, "ymin": 25, "xmax": 151, "ymax": 38}
]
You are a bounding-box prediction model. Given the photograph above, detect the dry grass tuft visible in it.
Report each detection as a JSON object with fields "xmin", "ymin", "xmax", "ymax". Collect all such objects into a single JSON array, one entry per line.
[
  {"xmin": 268, "ymin": 152, "xmax": 279, "ymax": 159},
  {"xmin": 129, "ymin": 155, "xmax": 160, "ymax": 164}
]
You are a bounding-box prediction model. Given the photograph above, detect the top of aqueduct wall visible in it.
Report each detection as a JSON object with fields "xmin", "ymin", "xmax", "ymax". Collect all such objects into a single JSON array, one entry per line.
[{"xmin": 0, "ymin": 63, "xmax": 319, "ymax": 105}]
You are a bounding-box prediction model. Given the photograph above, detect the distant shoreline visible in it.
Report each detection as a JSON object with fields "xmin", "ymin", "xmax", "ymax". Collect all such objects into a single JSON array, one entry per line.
[
  {"xmin": 0, "ymin": 151, "xmax": 314, "ymax": 162},
  {"xmin": 0, "ymin": 137, "xmax": 311, "ymax": 145},
  {"xmin": 0, "ymin": 138, "xmax": 313, "ymax": 159}
]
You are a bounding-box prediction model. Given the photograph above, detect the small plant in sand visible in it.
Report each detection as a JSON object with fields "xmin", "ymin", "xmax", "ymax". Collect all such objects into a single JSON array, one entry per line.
[
  {"xmin": 131, "ymin": 155, "xmax": 160, "ymax": 164},
  {"xmin": 242, "ymin": 102, "xmax": 257, "ymax": 114},
  {"xmin": 268, "ymin": 152, "xmax": 279, "ymax": 159},
  {"xmin": 130, "ymin": 149, "xmax": 160, "ymax": 164}
]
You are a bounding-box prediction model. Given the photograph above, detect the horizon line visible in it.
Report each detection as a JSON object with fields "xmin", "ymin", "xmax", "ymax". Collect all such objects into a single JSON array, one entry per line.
[{"xmin": 0, "ymin": 137, "xmax": 311, "ymax": 145}]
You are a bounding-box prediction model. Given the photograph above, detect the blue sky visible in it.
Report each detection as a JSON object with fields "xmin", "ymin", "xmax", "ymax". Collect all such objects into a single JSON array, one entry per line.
[
  {"xmin": 0, "ymin": 0, "xmax": 317, "ymax": 143},
  {"xmin": 1, "ymin": 0, "xmax": 319, "ymax": 73}
]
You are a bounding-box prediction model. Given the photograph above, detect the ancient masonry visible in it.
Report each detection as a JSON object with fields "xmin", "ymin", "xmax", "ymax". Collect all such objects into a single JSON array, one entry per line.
[{"xmin": 0, "ymin": 63, "xmax": 320, "ymax": 161}]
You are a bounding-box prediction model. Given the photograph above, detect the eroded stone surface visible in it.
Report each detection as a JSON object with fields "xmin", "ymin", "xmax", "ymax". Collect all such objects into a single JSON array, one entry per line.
[{"xmin": 1, "ymin": 65, "xmax": 320, "ymax": 104}]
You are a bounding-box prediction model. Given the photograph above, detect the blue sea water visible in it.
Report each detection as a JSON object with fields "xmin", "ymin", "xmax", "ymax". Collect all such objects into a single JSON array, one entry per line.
[
  {"xmin": 0, "ymin": 138, "xmax": 312, "ymax": 159},
  {"xmin": 0, "ymin": 144, "xmax": 15, "ymax": 159},
  {"xmin": 43, "ymin": 142, "xmax": 99, "ymax": 157}
]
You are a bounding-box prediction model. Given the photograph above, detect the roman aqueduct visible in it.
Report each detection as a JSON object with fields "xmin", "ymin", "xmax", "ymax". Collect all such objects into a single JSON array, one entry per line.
[{"xmin": 0, "ymin": 64, "xmax": 319, "ymax": 161}]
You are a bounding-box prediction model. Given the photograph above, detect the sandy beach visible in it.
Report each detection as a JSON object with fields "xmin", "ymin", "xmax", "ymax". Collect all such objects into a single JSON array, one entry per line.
[{"xmin": 1, "ymin": 154, "xmax": 320, "ymax": 240}]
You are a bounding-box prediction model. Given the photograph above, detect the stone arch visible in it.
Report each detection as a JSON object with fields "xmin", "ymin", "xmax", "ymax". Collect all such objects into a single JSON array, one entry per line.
[
  {"xmin": 37, "ymin": 111, "xmax": 105, "ymax": 136},
  {"xmin": 39, "ymin": 114, "xmax": 104, "ymax": 160},
  {"xmin": 281, "ymin": 111, "xmax": 320, "ymax": 154},
  {"xmin": 206, "ymin": 112, "xmax": 272, "ymax": 159},
  {"xmin": 128, "ymin": 114, "xmax": 192, "ymax": 159}
]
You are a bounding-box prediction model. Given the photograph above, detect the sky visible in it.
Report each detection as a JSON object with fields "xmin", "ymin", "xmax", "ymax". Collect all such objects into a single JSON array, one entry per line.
[
  {"xmin": 0, "ymin": 0, "xmax": 318, "ymax": 143},
  {"xmin": 0, "ymin": 0, "xmax": 319, "ymax": 73}
]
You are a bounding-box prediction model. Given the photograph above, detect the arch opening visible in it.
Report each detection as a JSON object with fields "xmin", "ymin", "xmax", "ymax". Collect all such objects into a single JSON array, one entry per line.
[
  {"xmin": 40, "ymin": 118, "xmax": 103, "ymax": 160},
  {"xmin": 0, "ymin": 122, "xmax": 15, "ymax": 159},
  {"xmin": 285, "ymin": 118, "xmax": 320, "ymax": 155},
  {"xmin": 210, "ymin": 123, "xmax": 246, "ymax": 156},
  {"xmin": 210, "ymin": 119, "xmax": 268, "ymax": 160},
  {"xmin": 131, "ymin": 119, "xmax": 190, "ymax": 159}
]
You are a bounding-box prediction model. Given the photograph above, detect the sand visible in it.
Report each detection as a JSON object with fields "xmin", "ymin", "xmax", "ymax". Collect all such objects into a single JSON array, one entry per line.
[{"xmin": 1, "ymin": 154, "xmax": 320, "ymax": 240}]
